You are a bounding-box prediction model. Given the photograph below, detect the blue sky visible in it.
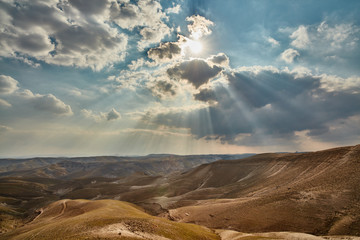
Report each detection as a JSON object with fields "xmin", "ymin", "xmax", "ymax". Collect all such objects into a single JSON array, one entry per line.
[{"xmin": 0, "ymin": 0, "xmax": 359, "ymax": 157}]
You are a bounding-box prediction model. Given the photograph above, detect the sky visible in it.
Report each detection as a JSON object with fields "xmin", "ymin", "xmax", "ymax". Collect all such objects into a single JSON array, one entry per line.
[{"xmin": 0, "ymin": 0, "xmax": 360, "ymax": 157}]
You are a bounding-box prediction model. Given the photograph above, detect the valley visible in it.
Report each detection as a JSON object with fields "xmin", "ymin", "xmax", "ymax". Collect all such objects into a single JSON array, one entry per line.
[{"xmin": 0, "ymin": 145, "xmax": 359, "ymax": 239}]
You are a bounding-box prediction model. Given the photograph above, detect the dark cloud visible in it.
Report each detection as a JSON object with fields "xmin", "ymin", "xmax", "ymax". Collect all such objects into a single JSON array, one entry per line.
[
  {"xmin": 0, "ymin": 1, "xmax": 127, "ymax": 70},
  {"xmin": 106, "ymin": 108, "xmax": 121, "ymax": 121},
  {"xmin": 148, "ymin": 67, "xmax": 360, "ymax": 146},
  {"xmin": 147, "ymin": 42, "xmax": 181, "ymax": 62},
  {"xmin": 207, "ymin": 53, "xmax": 229, "ymax": 66},
  {"xmin": 193, "ymin": 88, "xmax": 217, "ymax": 104},
  {"xmin": 69, "ymin": 0, "xmax": 109, "ymax": 15},
  {"xmin": 151, "ymin": 80, "xmax": 176, "ymax": 98},
  {"xmin": 15, "ymin": 33, "xmax": 53, "ymax": 54},
  {"xmin": 167, "ymin": 59, "xmax": 222, "ymax": 88}
]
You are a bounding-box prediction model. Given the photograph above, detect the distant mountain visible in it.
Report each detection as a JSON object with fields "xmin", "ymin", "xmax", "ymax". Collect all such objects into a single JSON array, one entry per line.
[
  {"xmin": 0, "ymin": 154, "xmax": 254, "ymax": 179},
  {"xmin": 1, "ymin": 146, "xmax": 360, "ymax": 237},
  {"xmin": 163, "ymin": 145, "xmax": 360, "ymax": 235}
]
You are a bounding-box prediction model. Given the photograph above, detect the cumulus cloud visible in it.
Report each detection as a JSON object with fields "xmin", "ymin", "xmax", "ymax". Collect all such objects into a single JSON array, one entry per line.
[
  {"xmin": 166, "ymin": 4, "xmax": 181, "ymax": 14},
  {"xmin": 110, "ymin": 0, "xmax": 172, "ymax": 48},
  {"xmin": 290, "ymin": 25, "xmax": 310, "ymax": 49},
  {"xmin": 0, "ymin": 75, "xmax": 19, "ymax": 94},
  {"xmin": 0, "ymin": 75, "xmax": 72, "ymax": 116},
  {"xmin": 167, "ymin": 59, "xmax": 222, "ymax": 88},
  {"xmin": 147, "ymin": 67, "xmax": 360, "ymax": 146},
  {"xmin": 207, "ymin": 53, "xmax": 230, "ymax": 67},
  {"xmin": 147, "ymin": 42, "xmax": 182, "ymax": 63},
  {"xmin": 81, "ymin": 108, "xmax": 121, "ymax": 122},
  {"xmin": 281, "ymin": 48, "xmax": 300, "ymax": 63},
  {"xmin": 284, "ymin": 21, "xmax": 360, "ymax": 70},
  {"xmin": 20, "ymin": 90, "xmax": 73, "ymax": 116},
  {"xmin": 186, "ymin": 15, "xmax": 214, "ymax": 39},
  {"xmin": 320, "ymin": 75, "xmax": 360, "ymax": 93},
  {"xmin": 0, "ymin": 0, "xmax": 128, "ymax": 70}
]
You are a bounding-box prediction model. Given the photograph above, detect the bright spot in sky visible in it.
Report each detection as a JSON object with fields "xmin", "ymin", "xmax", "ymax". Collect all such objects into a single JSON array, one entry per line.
[
  {"xmin": 192, "ymin": 31, "xmax": 202, "ymax": 40},
  {"xmin": 187, "ymin": 39, "xmax": 203, "ymax": 54}
]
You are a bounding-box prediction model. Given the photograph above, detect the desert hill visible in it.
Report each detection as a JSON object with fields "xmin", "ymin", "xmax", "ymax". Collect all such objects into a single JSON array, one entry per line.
[
  {"xmin": 1, "ymin": 199, "xmax": 219, "ymax": 240},
  {"xmin": 1, "ymin": 145, "xmax": 360, "ymax": 237},
  {"xmin": 162, "ymin": 145, "xmax": 360, "ymax": 235},
  {"xmin": 0, "ymin": 154, "xmax": 253, "ymax": 179}
]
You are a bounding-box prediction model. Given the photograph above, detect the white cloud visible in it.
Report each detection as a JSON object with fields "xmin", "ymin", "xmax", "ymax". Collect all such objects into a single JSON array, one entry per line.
[
  {"xmin": 110, "ymin": 0, "xmax": 172, "ymax": 48},
  {"xmin": 281, "ymin": 48, "xmax": 300, "ymax": 63},
  {"xmin": 290, "ymin": 25, "xmax": 310, "ymax": 49},
  {"xmin": 0, "ymin": 0, "xmax": 128, "ymax": 71},
  {"xmin": 317, "ymin": 21, "xmax": 358, "ymax": 48},
  {"xmin": 20, "ymin": 90, "xmax": 73, "ymax": 116},
  {"xmin": 320, "ymin": 75, "xmax": 360, "ymax": 93},
  {"xmin": 284, "ymin": 21, "xmax": 360, "ymax": 69},
  {"xmin": 0, "ymin": 75, "xmax": 19, "ymax": 94},
  {"xmin": 267, "ymin": 37, "xmax": 280, "ymax": 47},
  {"xmin": 0, "ymin": 74, "xmax": 73, "ymax": 116},
  {"xmin": 186, "ymin": 15, "xmax": 214, "ymax": 40},
  {"xmin": 166, "ymin": 4, "xmax": 181, "ymax": 14},
  {"xmin": 128, "ymin": 58, "xmax": 146, "ymax": 70},
  {"xmin": 81, "ymin": 108, "xmax": 121, "ymax": 122}
]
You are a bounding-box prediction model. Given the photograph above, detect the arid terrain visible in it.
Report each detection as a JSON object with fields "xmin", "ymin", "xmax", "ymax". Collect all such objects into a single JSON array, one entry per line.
[{"xmin": 0, "ymin": 145, "xmax": 360, "ymax": 239}]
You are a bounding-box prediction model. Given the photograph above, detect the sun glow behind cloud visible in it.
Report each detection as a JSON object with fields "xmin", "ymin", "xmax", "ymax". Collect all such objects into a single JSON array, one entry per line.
[{"xmin": 181, "ymin": 38, "xmax": 203, "ymax": 55}]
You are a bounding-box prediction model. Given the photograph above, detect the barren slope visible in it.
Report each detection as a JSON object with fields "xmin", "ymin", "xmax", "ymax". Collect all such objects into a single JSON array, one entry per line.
[
  {"xmin": 163, "ymin": 145, "xmax": 360, "ymax": 235},
  {"xmin": 1, "ymin": 199, "xmax": 219, "ymax": 240}
]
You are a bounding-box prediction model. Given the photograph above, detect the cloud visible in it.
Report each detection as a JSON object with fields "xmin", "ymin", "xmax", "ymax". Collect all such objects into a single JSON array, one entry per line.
[
  {"xmin": 316, "ymin": 21, "xmax": 358, "ymax": 49},
  {"xmin": 82, "ymin": 108, "xmax": 121, "ymax": 122},
  {"xmin": 147, "ymin": 42, "xmax": 182, "ymax": 63},
  {"xmin": 0, "ymin": 75, "xmax": 19, "ymax": 94},
  {"xmin": 193, "ymin": 88, "xmax": 217, "ymax": 104},
  {"xmin": 281, "ymin": 48, "xmax": 300, "ymax": 63},
  {"xmin": 186, "ymin": 15, "xmax": 214, "ymax": 39},
  {"xmin": 166, "ymin": 4, "xmax": 181, "ymax": 14},
  {"xmin": 0, "ymin": 75, "xmax": 73, "ymax": 116},
  {"xmin": 147, "ymin": 66, "xmax": 360, "ymax": 147},
  {"xmin": 0, "ymin": 0, "xmax": 128, "ymax": 70},
  {"xmin": 283, "ymin": 21, "xmax": 360, "ymax": 72},
  {"xmin": 290, "ymin": 25, "xmax": 310, "ymax": 49},
  {"xmin": 167, "ymin": 58, "xmax": 222, "ymax": 88},
  {"xmin": 267, "ymin": 37, "xmax": 280, "ymax": 47},
  {"xmin": 207, "ymin": 53, "xmax": 230, "ymax": 67},
  {"xmin": 0, "ymin": 98, "xmax": 11, "ymax": 107},
  {"xmin": 150, "ymin": 80, "xmax": 177, "ymax": 98},
  {"xmin": 106, "ymin": 108, "xmax": 121, "ymax": 121},
  {"xmin": 319, "ymin": 75, "xmax": 360, "ymax": 93},
  {"xmin": 109, "ymin": 0, "xmax": 172, "ymax": 48},
  {"xmin": 68, "ymin": 0, "xmax": 109, "ymax": 15},
  {"xmin": 20, "ymin": 90, "xmax": 73, "ymax": 116}
]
